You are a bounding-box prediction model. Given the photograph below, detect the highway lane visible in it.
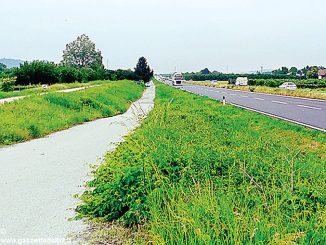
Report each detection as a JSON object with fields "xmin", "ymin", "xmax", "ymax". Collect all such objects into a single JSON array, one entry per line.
[{"xmin": 181, "ymin": 83, "xmax": 326, "ymax": 132}]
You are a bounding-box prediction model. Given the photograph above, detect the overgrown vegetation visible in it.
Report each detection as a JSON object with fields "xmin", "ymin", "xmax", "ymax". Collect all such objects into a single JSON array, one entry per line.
[
  {"xmin": 78, "ymin": 82, "xmax": 325, "ymax": 244},
  {"xmin": 13, "ymin": 60, "xmax": 109, "ymax": 85},
  {"xmin": 0, "ymin": 80, "xmax": 107, "ymax": 100},
  {"xmin": 0, "ymin": 80, "xmax": 144, "ymax": 145},
  {"xmin": 0, "ymin": 77, "xmax": 16, "ymax": 92}
]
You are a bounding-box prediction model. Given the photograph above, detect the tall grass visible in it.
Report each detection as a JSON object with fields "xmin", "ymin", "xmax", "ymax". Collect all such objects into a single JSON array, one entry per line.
[
  {"xmin": 0, "ymin": 80, "xmax": 106, "ymax": 100},
  {"xmin": 0, "ymin": 80, "xmax": 144, "ymax": 145},
  {"xmin": 78, "ymin": 82, "xmax": 325, "ymax": 244}
]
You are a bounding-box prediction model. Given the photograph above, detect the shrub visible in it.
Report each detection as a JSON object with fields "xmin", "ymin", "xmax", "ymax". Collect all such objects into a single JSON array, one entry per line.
[
  {"xmin": 58, "ymin": 65, "xmax": 80, "ymax": 83},
  {"xmin": 15, "ymin": 61, "xmax": 60, "ymax": 85},
  {"xmin": 27, "ymin": 125, "xmax": 41, "ymax": 137},
  {"xmin": 9, "ymin": 59, "xmax": 142, "ymax": 85},
  {"xmin": 0, "ymin": 77, "xmax": 16, "ymax": 92}
]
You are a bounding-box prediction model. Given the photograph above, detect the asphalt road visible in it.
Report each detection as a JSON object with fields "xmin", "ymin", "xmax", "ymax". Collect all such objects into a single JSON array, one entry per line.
[
  {"xmin": 0, "ymin": 83, "xmax": 155, "ymax": 244},
  {"xmin": 181, "ymin": 83, "xmax": 326, "ymax": 131}
]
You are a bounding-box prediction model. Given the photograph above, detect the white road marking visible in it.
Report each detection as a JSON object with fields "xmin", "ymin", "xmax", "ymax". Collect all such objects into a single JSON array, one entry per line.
[
  {"xmin": 230, "ymin": 102, "xmax": 325, "ymax": 132},
  {"xmin": 254, "ymin": 97, "xmax": 264, "ymax": 101},
  {"xmin": 297, "ymin": 104, "xmax": 322, "ymax": 110},
  {"xmin": 272, "ymin": 100, "xmax": 288, "ymax": 105},
  {"xmin": 240, "ymin": 95, "xmax": 248, "ymax": 98},
  {"xmin": 230, "ymin": 93, "xmax": 237, "ymax": 96},
  {"xmin": 222, "ymin": 92, "xmax": 227, "ymax": 94}
]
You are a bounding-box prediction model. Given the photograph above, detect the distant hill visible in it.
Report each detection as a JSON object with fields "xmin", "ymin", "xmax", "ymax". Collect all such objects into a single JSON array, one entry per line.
[{"xmin": 0, "ymin": 58, "xmax": 24, "ymax": 68}]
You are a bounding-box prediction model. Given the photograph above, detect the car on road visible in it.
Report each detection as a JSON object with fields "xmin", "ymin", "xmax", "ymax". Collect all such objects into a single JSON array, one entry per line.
[
  {"xmin": 279, "ymin": 82, "xmax": 297, "ymax": 90},
  {"xmin": 145, "ymin": 82, "xmax": 150, "ymax": 87}
]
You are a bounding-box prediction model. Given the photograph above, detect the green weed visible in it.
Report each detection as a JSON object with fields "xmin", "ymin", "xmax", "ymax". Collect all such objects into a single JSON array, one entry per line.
[{"xmin": 78, "ymin": 82, "xmax": 325, "ymax": 244}]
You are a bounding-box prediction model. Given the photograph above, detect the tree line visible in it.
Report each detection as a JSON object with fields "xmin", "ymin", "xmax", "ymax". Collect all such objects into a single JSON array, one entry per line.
[
  {"xmin": 185, "ymin": 65, "xmax": 325, "ymax": 81},
  {"xmin": 0, "ymin": 34, "xmax": 153, "ymax": 86}
]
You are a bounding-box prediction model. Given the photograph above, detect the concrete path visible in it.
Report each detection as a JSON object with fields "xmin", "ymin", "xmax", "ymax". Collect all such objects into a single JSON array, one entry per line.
[
  {"xmin": 0, "ymin": 95, "xmax": 26, "ymax": 104},
  {"xmin": 0, "ymin": 85, "xmax": 100, "ymax": 105},
  {"xmin": 0, "ymin": 82, "xmax": 155, "ymax": 244}
]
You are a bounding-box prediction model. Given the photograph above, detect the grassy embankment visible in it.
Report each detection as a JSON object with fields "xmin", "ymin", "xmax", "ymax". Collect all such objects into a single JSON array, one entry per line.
[
  {"xmin": 0, "ymin": 80, "xmax": 107, "ymax": 100},
  {"xmin": 77, "ymin": 81, "xmax": 325, "ymax": 244},
  {"xmin": 0, "ymin": 80, "xmax": 144, "ymax": 145},
  {"xmin": 189, "ymin": 81, "xmax": 326, "ymax": 100}
]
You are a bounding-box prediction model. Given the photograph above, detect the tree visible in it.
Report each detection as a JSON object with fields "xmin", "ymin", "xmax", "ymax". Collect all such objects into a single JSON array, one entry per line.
[
  {"xmin": 0, "ymin": 63, "xmax": 6, "ymax": 73},
  {"xmin": 61, "ymin": 34, "xmax": 103, "ymax": 68},
  {"xmin": 15, "ymin": 61, "xmax": 59, "ymax": 85},
  {"xmin": 307, "ymin": 66, "xmax": 319, "ymax": 79},
  {"xmin": 289, "ymin": 67, "xmax": 298, "ymax": 75},
  {"xmin": 58, "ymin": 65, "xmax": 81, "ymax": 83},
  {"xmin": 200, "ymin": 68, "xmax": 211, "ymax": 74},
  {"xmin": 281, "ymin": 67, "xmax": 289, "ymax": 74},
  {"xmin": 134, "ymin": 57, "xmax": 153, "ymax": 83}
]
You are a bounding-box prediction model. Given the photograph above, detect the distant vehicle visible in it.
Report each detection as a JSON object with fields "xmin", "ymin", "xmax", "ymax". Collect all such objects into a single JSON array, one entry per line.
[
  {"xmin": 42, "ymin": 84, "xmax": 49, "ymax": 90},
  {"xmin": 145, "ymin": 82, "xmax": 150, "ymax": 87},
  {"xmin": 172, "ymin": 73, "xmax": 184, "ymax": 86},
  {"xmin": 235, "ymin": 77, "xmax": 248, "ymax": 86},
  {"xmin": 279, "ymin": 82, "xmax": 297, "ymax": 90}
]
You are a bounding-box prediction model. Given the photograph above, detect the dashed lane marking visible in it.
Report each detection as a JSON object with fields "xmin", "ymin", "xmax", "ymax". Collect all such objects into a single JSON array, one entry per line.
[
  {"xmin": 272, "ymin": 100, "xmax": 288, "ymax": 105},
  {"xmin": 297, "ymin": 105, "xmax": 322, "ymax": 110}
]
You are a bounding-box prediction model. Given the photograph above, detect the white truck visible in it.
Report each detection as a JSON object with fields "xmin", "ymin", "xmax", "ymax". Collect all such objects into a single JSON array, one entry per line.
[
  {"xmin": 172, "ymin": 73, "xmax": 184, "ymax": 86},
  {"xmin": 235, "ymin": 77, "xmax": 248, "ymax": 86}
]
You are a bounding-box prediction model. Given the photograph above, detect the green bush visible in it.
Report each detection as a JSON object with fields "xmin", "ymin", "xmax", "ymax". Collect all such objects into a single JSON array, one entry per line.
[
  {"xmin": 0, "ymin": 77, "xmax": 16, "ymax": 92},
  {"xmin": 15, "ymin": 61, "xmax": 60, "ymax": 85},
  {"xmin": 58, "ymin": 65, "xmax": 80, "ymax": 83},
  {"xmin": 78, "ymin": 82, "xmax": 326, "ymax": 244},
  {"xmin": 5, "ymin": 59, "xmax": 140, "ymax": 85}
]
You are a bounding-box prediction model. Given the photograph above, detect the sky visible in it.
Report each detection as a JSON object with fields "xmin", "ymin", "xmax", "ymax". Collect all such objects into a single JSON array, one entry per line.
[{"xmin": 0, "ymin": 0, "xmax": 325, "ymax": 73}]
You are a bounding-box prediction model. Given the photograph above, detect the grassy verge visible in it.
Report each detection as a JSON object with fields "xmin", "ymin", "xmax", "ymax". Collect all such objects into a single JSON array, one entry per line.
[
  {"xmin": 0, "ymin": 80, "xmax": 106, "ymax": 100},
  {"xmin": 189, "ymin": 81, "xmax": 326, "ymax": 100},
  {"xmin": 78, "ymin": 81, "xmax": 325, "ymax": 244},
  {"xmin": 0, "ymin": 80, "xmax": 144, "ymax": 145}
]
